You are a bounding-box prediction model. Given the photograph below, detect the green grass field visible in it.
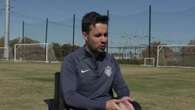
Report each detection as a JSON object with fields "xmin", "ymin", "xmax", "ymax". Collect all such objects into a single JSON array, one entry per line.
[{"xmin": 0, "ymin": 63, "xmax": 195, "ymax": 110}]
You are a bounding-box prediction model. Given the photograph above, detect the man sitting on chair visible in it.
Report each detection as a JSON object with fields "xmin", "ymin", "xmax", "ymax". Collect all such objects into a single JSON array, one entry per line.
[{"xmin": 60, "ymin": 11, "xmax": 134, "ymax": 110}]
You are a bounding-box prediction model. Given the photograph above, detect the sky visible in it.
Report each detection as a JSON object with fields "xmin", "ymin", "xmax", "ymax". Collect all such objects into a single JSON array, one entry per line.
[{"xmin": 1, "ymin": 0, "xmax": 195, "ymax": 46}]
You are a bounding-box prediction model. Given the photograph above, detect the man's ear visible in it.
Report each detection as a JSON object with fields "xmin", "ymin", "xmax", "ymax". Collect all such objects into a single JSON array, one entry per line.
[{"xmin": 82, "ymin": 32, "xmax": 88, "ymax": 41}]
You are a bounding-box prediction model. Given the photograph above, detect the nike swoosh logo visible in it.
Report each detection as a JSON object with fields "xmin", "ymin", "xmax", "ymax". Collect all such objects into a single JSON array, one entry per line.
[{"xmin": 81, "ymin": 69, "xmax": 90, "ymax": 73}]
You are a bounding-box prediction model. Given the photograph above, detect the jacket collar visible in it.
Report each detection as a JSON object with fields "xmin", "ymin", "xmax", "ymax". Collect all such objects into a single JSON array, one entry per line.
[{"xmin": 82, "ymin": 46, "xmax": 106, "ymax": 61}]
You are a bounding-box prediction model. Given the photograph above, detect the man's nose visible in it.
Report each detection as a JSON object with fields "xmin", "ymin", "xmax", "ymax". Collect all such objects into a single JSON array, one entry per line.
[{"xmin": 100, "ymin": 36, "xmax": 108, "ymax": 43}]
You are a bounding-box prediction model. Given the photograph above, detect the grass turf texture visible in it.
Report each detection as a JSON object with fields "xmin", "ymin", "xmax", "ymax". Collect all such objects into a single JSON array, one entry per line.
[{"xmin": 0, "ymin": 63, "xmax": 195, "ymax": 110}]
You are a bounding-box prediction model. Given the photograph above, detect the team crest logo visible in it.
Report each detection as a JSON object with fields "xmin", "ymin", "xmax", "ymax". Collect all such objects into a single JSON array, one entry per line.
[{"xmin": 104, "ymin": 66, "xmax": 112, "ymax": 77}]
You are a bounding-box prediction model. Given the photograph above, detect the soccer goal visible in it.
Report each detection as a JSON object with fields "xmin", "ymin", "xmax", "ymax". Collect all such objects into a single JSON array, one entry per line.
[
  {"xmin": 144, "ymin": 57, "xmax": 155, "ymax": 67},
  {"xmin": 157, "ymin": 44, "xmax": 195, "ymax": 68},
  {"xmin": 14, "ymin": 43, "xmax": 57, "ymax": 63}
]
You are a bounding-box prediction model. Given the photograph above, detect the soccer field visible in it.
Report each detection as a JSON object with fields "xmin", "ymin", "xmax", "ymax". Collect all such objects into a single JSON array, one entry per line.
[{"xmin": 0, "ymin": 63, "xmax": 195, "ymax": 110}]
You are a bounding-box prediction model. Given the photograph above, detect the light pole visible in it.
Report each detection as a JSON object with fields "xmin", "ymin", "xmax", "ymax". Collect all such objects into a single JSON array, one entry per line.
[{"xmin": 4, "ymin": 0, "xmax": 10, "ymax": 60}]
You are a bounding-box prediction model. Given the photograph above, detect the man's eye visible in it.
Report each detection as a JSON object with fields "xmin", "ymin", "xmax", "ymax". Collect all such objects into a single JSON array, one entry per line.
[
  {"xmin": 94, "ymin": 33, "xmax": 108, "ymax": 37},
  {"xmin": 104, "ymin": 33, "xmax": 108, "ymax": 37},
  {"xmin": 95, "ymin": 33, "xmax": 102, "ymax": 37}
]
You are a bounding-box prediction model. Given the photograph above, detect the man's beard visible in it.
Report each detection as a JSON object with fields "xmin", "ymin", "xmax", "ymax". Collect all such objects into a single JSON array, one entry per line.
[
  {"xmin": 97, "ymin": 47, "xmax": 105, "ymax": 53},
  {"xmin": 88, "ymin": 45, "xmax": 105, "ymax": 55}
]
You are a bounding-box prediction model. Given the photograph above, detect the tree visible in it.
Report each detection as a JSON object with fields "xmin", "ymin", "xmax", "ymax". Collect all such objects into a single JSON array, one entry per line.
[
  {"xmin": 0, "ymin": 36, "xmax": 39, "ymax": 48},
  {"xmin": 0, "ymin": 37, "xmax": 4, "ymax": 47},
  {"xmin": 52, "ymin": 43, "xmax": 79, "ymax": 61},
  {"xmin": 181, "ymin": 40, "xmax": 195, "ymax": 55},
  {"xmin": 0, "ymin": 36, "xmax": 80, "ymax": 61},
  {"xmin": 179, "ymin": 39, "xmax": 195, "ymax": 66}
]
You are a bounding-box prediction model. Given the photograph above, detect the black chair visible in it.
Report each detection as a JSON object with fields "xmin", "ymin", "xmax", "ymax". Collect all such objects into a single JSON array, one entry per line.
[
  {"xmin": 44, "ymin": 72, "xmax": 67, "ymax": 110},
  {"xmin": 44, "ymin": 72, "xmax": 142, "ymax": 110},
  {"xmin": 130, "ymin": 101, "xmax": 142, "ymax": 110}
]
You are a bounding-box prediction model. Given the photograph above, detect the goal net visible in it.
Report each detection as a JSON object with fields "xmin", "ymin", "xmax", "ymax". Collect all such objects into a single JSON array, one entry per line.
[
  {"xmin": 144, "ymin": 57, "xmax": 155, "ymax": 67},
  {"xmin": 157, "ymin": 44, "xmax": 195, "ymax": 68},
  {"xmin": 14, "ymin": 43, "xmax": 58, "ymax": 63}
]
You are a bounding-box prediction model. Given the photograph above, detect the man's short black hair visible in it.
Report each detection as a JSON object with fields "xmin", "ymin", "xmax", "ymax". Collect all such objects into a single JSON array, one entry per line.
[{"xmin": 82, "ymin": 11, "xmax": 108, "ymax": 33}]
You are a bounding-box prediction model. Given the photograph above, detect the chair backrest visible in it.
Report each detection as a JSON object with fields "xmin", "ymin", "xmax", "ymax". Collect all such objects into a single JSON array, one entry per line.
[{"xmin": 54, "ymin": 72, "xmax": 67, "ymax": 110}]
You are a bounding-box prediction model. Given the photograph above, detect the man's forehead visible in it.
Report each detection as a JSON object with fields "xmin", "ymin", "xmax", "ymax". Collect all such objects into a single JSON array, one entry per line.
[{"xmin": 90, "ymin": 23, "xmax": 107, "ymax": 30}]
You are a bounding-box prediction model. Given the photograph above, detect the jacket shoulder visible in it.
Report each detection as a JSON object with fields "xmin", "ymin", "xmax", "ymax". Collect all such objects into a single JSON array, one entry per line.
[{"xmin": 63, "ymin": 47, "xmax": 84, "ymax": 62}]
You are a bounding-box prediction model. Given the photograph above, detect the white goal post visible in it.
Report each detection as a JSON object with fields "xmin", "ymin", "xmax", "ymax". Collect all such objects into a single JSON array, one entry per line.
[
  {"xmin": 157, "ymin": 44, "xmax": 195, "ymax": 68},
  {"xmin": 14, "ymin": 43, "xmax": 49, "ymax": 63}
]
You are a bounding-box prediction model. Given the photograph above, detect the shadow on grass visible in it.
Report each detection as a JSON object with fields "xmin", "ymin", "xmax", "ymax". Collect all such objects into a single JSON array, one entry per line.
[{"xmin": 24, "ymin": 77, "xmax": 54, "ymax": 82}]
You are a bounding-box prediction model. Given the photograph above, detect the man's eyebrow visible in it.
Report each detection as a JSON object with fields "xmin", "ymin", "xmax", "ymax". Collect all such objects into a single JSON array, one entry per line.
[
  {"xmin": 94, "ymin": 32, "xmax": 107, "ymax": 34},
  {"xmin": 94, "ymin": 33, "xmax": 108, "ymax": 37}
]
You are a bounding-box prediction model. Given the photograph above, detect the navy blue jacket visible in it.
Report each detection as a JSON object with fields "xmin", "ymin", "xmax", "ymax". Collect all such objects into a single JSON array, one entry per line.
[{"xmin": 60, "ymin": 47, "xmax": 130, "ymax": 110}]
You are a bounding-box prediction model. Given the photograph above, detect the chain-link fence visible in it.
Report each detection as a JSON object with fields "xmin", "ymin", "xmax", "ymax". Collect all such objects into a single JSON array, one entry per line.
[
  {"xmin": 0, "ymin": 5, "xmax": 195, "ymax": 64},
  {"xmin": 157, "ymin": 45, "xmax": 195, "ymax": 67}
]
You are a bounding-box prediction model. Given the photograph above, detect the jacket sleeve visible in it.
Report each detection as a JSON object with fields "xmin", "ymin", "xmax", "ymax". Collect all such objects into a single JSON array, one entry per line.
[
  {"xmin": 60, "ymin": 57, "xmax": 106, "ymax": 110},
  {"xmin": 111, "ymin": 57, "xmax": 130, "ymax": 98}
]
